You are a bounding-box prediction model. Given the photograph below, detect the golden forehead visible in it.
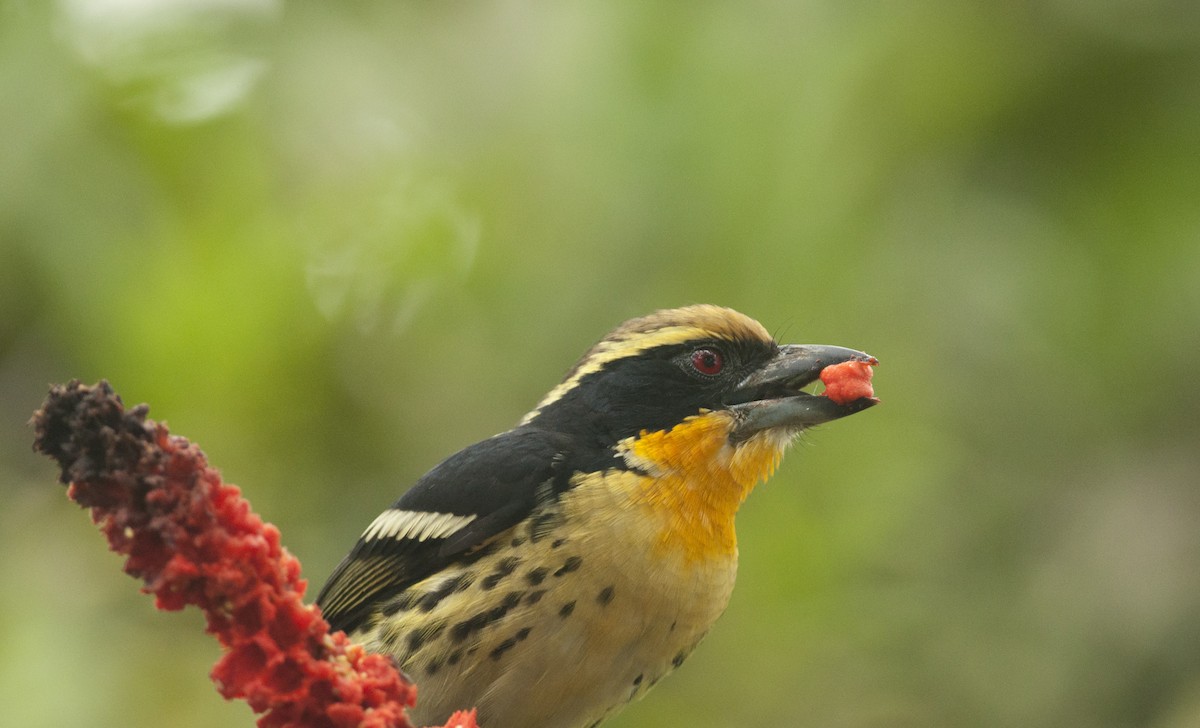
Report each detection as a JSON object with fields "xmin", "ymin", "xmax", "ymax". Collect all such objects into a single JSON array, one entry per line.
[{"xmin": 602, "ymin": 305, "xmax": 772, "ymax": 346}]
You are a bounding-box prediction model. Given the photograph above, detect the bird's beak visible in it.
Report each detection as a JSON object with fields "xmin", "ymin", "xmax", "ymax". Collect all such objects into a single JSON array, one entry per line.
[{"xmin": 726, "ymin": 344, "xmax": 878, "ymax": 443}]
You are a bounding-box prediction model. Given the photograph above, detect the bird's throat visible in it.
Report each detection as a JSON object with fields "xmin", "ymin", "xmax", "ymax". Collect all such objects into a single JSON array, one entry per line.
[{"xmin": 617, "ymin": 412, "xmax": 790, "ymax": 563}]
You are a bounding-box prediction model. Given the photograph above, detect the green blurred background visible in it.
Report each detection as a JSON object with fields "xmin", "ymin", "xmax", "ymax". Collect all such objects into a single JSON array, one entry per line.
[{"xmin": 3, "ymin": 1, "xmax": 1199, "ymax": 726}]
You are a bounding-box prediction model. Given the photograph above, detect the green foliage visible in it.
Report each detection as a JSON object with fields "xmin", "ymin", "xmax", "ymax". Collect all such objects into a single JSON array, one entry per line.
[{"xmin": 3, "ymin": 1, "xmax": 1199, "ymax": 726}]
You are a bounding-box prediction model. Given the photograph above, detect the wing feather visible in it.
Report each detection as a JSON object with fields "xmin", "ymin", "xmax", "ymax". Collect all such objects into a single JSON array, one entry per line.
[{"xmin": 315, "ymin": 427, "xmax": 574, "ymax": 635}]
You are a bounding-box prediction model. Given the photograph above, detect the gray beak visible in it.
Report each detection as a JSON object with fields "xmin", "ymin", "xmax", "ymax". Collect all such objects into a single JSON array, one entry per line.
[{"xmin": 727, "ymin": 344, "xmax": 878, "ymax": 442}]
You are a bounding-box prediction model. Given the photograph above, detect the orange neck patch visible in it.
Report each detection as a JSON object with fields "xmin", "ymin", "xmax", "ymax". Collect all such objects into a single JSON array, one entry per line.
[{"xmin": 618, "ymin": 412, "xmax": 790, "ymax": 563}]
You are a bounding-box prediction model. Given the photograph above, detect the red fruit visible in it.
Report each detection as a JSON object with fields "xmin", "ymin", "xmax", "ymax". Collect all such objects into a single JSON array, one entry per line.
[{"xmin": 819, "ymin": 360, "xmax": 876, "ymax": 405}]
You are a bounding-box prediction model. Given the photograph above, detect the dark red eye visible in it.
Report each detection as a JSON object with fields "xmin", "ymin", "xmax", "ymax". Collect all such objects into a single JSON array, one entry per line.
[{"xmin": 690, "ymin": 347, "xmax": 724, "ymax": 376}]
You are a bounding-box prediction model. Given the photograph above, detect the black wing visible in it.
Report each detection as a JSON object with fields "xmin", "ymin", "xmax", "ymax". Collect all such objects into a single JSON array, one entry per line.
[{"xmin": 315, "ymin": 426, "xmax": 576, "ymax": 635}]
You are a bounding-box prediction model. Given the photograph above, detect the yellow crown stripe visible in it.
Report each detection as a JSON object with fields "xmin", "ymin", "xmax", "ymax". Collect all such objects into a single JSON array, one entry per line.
[
  {"xmin": 522, "ymin": 326, "xmax": 712, "ymax": 423},
  {"xmin": 521, "ymin": 305, "xmax": 773, "ymax": 425}
]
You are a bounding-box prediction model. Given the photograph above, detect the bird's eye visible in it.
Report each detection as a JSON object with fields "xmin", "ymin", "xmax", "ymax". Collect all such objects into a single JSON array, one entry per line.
[{"xmin": 690, "ymin": 347, "xmax": 724, "ymax": 376}]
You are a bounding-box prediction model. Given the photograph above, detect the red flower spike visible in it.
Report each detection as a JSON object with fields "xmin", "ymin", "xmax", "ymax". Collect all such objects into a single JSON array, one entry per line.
[
  {"xmin": 819, "ymin": 359, "xmax": 877, "ymax": 405},
  {"xmin": 32, "ymin": 381, "xmax": 479, "ymax": 728}
]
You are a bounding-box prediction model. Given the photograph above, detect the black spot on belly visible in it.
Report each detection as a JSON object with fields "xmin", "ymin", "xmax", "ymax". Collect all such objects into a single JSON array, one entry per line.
[
  {"xmin": 480, "ymin": 556, "xmax": 521, "ymax": 590},
  {"xmin": 525, "ymin": 566, "xmax": 549, "ymax": 586},
  {"xmin": 491, "ymin": 591, "xmax": 523, "ymax": 619},
  {"xmin": 450, "ymin": 592, "xmax": 522, "ymax": 642},
  {"xmin": 407, "ymin": 621, "xmax": 446, "ymax": 652},
  {"xmin": 417, "ymin": 574, "xmax": 470, "ymax": 612},
  {"xmin": 489, "ymin": 625, "xmax": 533, "ymax": 660},
  {"xmin": 554, "ymin": 556, "xmax": 582, "ymax": 577},
  {"xmin": 489, "ymin": 639, "xmax": 516, "ymax": 660},
  {"xmin": 559, "ymin": 600, "xmax": 576, "ymax": 618},
  {"xmin": 596, "ymin": 586, "xmax": 615, "ymax": 606},
  {"xmin": 528, "ymin": 510, "xmax": 562, "ymax": 543},
  {"xmin": 450, "ymin": 614, "xmax": 487, "ymax": 643},
  {"xmin": 380, "ymin": 590, "xmax": 420, "ymax": 617}
]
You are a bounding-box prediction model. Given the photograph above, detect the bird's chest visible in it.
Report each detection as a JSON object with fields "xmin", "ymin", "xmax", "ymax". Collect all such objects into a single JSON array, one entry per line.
[
  {"xmin": 488, "ymin": 522, "xmax": 737, "ymax": 728},
  {"xmin": 365, "ymin": 472, "xmax": 740, "ymax": 728}
]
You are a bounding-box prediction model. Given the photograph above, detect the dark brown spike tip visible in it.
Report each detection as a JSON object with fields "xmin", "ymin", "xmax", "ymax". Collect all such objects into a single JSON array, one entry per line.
[{"xmin": 31, "ymin": 379, "xmax": 156, "ymax": 490}]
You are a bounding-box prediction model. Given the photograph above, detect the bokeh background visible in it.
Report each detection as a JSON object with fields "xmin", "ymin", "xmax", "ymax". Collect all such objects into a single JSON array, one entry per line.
[{"xmin": 3, "ymin": 1, "xmax": 1199, "ymax": 727}]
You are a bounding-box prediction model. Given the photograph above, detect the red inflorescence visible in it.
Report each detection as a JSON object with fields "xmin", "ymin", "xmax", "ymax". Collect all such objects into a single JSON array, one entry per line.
[
  {"xmin": 819, "ymin": 359, "xmax": 877, "ymax": 405},
  {"xmin": 440, "ymin": 711, "xmax": 480, "ymax": 728},
  {"xmin": 32, "ymin": 381, "xmax": 478, "ymax": 728}
]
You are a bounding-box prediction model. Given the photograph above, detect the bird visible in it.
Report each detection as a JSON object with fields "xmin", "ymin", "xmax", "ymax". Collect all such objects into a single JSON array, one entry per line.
[{"xmin": 316, "ymin": 305, "xmax": 878, "ymax": 728}]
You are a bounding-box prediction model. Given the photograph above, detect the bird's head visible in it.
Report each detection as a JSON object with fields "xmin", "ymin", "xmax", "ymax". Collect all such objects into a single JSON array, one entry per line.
[
  {"xmin": 520, "ymin": 305, "xmax": 878, "ymax": 562},
  {"xmin": 521, "ymin": 304, "xmax": 877, "ymax": 449}
]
